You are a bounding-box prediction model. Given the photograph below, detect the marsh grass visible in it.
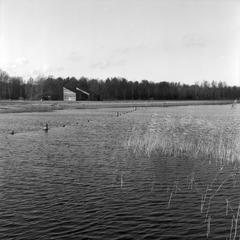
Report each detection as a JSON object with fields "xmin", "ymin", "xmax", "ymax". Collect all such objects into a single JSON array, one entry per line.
[
  {"xmin": 124, "ymin": 106, "xmax": 240, "ymax": 238},
  {"xmin": 0, "ymin": 102, "xmax": 63, "ymax": 113},
  {"xmin": 0, "ymin": 100, "xmax": 234, "ymax": 113},
  {"xmin": 125, "ymin": 108, "xmax": 240, "ymax": 163},
  {"xmin": 165, "ymin": 166, "xmax": 240, "ymax": 239}
]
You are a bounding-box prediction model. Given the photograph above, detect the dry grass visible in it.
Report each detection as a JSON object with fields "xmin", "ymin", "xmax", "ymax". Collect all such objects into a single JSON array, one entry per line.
[
  {"xmin": 0, "ymin": 101, "xmax": 64, "ymax": 113},
  {"xmin": 125, "ymin": 107, "xmax": 240, "ymax": 163},
  {"xmin": 0, "ymin": 99, "xmax": 234, "ymax": 113},
  {"xmin": 124, "ymin": 106, "xmax": 240, "ymax": 238},
  {"xmin": 125, "ymin": 105, "xmax": 240, "ymax": 238}
]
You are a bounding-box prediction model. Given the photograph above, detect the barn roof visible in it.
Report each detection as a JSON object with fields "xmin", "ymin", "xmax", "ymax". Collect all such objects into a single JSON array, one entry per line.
[
  {"xmin": 76, "ymin": 87, "xmax": 90, "ymax": 96},
  {"xmin": 63, "ymin": 87, "xmax": 75, "ymax": 93}
]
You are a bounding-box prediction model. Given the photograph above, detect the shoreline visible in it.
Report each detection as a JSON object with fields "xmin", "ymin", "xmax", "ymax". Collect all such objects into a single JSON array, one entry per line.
[{"xmin": 0, "ymin": 100, "xmax": 234, "ymax": 113}]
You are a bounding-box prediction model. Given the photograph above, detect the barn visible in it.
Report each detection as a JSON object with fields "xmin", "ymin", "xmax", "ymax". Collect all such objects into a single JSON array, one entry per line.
[
  {"xmin": 63, "ymin": 87, "xmax": 76, "ymax": 101},
  {"xmin": 63, "ymin": 87, "xmax": 90, "ymax": 101}
]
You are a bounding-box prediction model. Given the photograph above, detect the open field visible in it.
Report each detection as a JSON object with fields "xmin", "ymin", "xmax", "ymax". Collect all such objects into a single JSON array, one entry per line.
[
  {"xmin": 0, "ymin": 99, "xmax": 234, "ymax": 113},
  {"xmin": 1, "ymin": 105, "xmax": 240, "ymax": 239}
]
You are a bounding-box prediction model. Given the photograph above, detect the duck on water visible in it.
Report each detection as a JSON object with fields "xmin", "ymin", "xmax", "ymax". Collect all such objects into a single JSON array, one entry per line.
[{"xmin": 43, "ymin": 123, "xmax": 49, "ymax": 132}]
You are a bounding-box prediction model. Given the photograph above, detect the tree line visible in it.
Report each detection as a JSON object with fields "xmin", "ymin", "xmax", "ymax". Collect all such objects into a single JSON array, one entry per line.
[{"xmin": 0, "ymin": 69, "xmax": 239, "ymax": 101}]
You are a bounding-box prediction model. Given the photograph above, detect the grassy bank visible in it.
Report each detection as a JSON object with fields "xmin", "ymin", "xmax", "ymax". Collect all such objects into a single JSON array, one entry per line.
[{"xmin": 0, "ymin": 100, "xmax": 234, "ymax": 113}]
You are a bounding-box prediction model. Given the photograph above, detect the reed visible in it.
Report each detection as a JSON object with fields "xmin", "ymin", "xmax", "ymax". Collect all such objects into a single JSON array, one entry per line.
[
  {"xmin": 121, "ymin": 174, "xmax": 123, "ymax": 188},
  {"xmin": 233, "ymin": 203, "xmax": 240, "ymax": 240},
  {"xmin": 230, "ymin": 215, "xmax": 235, "ymax": 240},
  {"xmin": 226, "ymin": 199, "xmax": 229, "ymax": 216},
  {"xmin": 206, "ymin": 216, "xmax": 211, "ymax": 238},
  {"xmin": 167, "ymin": 192, "xmax": 173, "ymax": 209},
  {"xmin": 124, "ymin": 107, "xmax": 240, "ymax": 238},
  {"xmin": 201, "ymin": 186, "xmax": 209, "ymax": 214},
  {"xmin": 205, "ymin": 175, "xmax": 233, "ymax": 219},
  {"xmin": 125, "ymin": 109, "xmax": 240, "ymax": 164}
]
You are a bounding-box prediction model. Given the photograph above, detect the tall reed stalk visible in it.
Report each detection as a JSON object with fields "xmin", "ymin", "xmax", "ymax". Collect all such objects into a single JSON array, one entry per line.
[{"xmin": 125, "ymin": 109, "xmax": 240, "ymax": 164}]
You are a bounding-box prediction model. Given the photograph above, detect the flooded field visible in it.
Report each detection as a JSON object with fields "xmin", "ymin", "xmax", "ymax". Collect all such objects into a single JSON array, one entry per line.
[{"xmin": 1, "ymin": 105, "xmax": 240, "ymax": 239}]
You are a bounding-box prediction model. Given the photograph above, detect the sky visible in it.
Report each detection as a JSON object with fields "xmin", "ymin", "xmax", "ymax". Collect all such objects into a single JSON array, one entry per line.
[{"xmin": 0, "ymin": 0, "xmax": 240, "ymax": 85}]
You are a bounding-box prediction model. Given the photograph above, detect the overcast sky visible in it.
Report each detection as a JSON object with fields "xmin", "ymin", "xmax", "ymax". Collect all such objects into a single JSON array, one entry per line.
[{"xmin": 0, "ymin": 0, "xmax": 240, "ymax": 85}]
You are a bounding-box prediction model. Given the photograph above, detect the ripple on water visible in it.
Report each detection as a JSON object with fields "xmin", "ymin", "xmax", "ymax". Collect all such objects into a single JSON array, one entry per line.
[{"xmin": 0, "ymin": 107, "xmax": 240, "ymax": 239}]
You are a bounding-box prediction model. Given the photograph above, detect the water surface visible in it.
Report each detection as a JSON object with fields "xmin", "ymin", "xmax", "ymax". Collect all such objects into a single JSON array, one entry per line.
[{"xmin": 0, "ymin": 106, "xmax": 240, "ymax": 239}]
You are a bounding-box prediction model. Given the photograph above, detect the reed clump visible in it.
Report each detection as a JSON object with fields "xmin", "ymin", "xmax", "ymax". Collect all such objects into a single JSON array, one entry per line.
[
  {"xmin": 124, "ymin": 107, "xmax": 240, "ymax": 238},
  {"xmin": 125, "ymin": 110, "xmax": 240, "ymax": 163}
]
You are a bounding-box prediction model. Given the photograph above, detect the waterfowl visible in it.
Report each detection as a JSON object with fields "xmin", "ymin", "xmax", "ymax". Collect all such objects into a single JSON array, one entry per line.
[
  {"xmin": 43, "ymin": 123, "xmax": 49, "ymax": 132},
  {"xmin": 10, "ymin": 130, "xmax": 14, "ymax": 135}
]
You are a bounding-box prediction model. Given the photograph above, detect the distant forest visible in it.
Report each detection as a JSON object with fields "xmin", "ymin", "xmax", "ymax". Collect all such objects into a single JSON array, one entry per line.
[{"xmin": 0, "ymin": 69, "xmax": 240, "ymax": 101}]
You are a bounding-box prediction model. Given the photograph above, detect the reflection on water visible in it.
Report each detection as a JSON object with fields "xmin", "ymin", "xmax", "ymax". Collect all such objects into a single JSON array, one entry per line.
[{"xmin": 0, "ymin": 106, "xmax": 240, "ymax": 239}]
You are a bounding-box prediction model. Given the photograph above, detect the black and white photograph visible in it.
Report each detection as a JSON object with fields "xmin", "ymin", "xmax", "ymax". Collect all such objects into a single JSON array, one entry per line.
[{"xmin": 0, "ymin": 0, "xmax": 240, "ymax": 239}]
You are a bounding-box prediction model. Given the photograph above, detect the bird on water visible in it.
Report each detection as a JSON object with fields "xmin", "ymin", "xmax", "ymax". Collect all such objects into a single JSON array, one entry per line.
[
  {"xmin": 10, "ymin": 130, "xmax": 14, "ymax": 135},
  {"xmin": 43, "ymin": 123, "xmax": 49, "ymax": 132}
]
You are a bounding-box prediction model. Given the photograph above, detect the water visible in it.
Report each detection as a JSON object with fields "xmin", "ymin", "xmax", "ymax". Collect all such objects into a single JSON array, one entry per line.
[{"xmin": 0, "ymin": 106, "xmax": 240, "ymax": 239}]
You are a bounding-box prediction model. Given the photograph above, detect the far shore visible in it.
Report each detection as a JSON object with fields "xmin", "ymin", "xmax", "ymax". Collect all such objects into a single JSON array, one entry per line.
[{"xmin": 0, "ymin": 100, "xmax": 235, "ymax": 113}]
